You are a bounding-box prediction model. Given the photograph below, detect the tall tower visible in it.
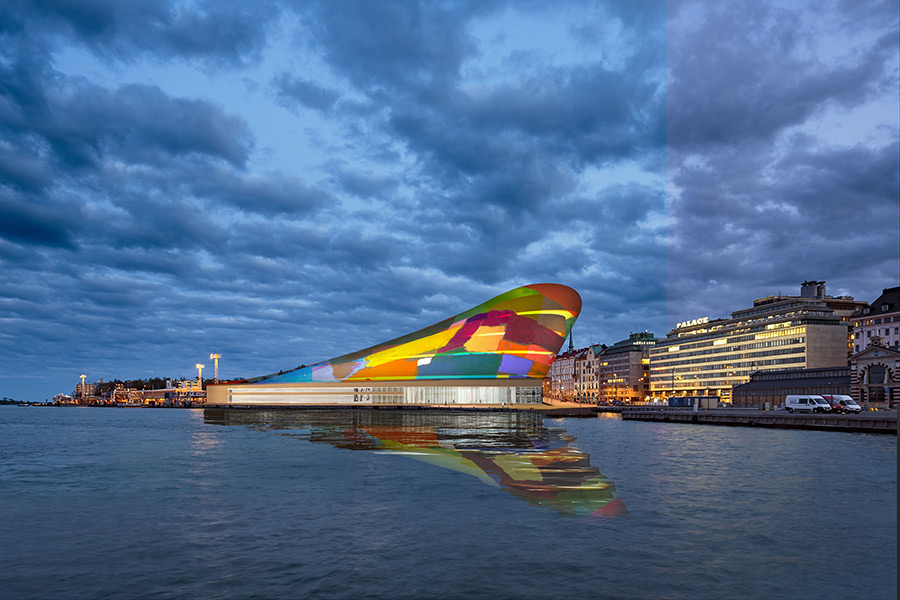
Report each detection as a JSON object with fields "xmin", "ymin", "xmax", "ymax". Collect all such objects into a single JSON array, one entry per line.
[
  {"xmin": 195, "ymin": 363, "xmax": 205, "ymax": 389},
  {"xmin": 568, "ymin": 331, "xmax": 574, "ymax": 353}
]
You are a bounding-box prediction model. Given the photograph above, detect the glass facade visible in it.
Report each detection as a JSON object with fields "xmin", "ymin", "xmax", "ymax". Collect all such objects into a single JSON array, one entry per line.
[{"xmin": 224, "ymin": 384, "xmax": 542, "ymax": 406}]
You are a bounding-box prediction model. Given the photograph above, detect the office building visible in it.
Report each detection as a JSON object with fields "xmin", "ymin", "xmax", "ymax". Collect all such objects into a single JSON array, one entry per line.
[
  {"xmin": 597, "ymin": 332, "xmax": 657, "ymax": 402},
  {"xmin": 649, "ymin": 281, "xmax": 862, "ymax": 403}
]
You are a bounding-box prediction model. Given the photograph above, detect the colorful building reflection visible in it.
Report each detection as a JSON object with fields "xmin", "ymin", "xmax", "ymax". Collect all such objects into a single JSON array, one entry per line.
[{"xmin": 204, "ymin": 409, "xmax": 626, "ymax": 519}]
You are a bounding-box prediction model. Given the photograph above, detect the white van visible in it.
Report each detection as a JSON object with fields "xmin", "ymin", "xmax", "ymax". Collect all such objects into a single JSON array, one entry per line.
[
  {"xmin": 821, "ymin": 395, "xmax": 862, "ymax": 414},
  {"xmin": 784, "ymin": 395, "xmax": 832, "ymax": 413}
]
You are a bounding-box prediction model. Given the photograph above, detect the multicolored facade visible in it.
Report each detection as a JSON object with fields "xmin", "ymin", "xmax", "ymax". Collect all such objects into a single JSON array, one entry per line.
[{"xmin": 207, "ymin": 283, "xmax": 581, "ymax": 406}]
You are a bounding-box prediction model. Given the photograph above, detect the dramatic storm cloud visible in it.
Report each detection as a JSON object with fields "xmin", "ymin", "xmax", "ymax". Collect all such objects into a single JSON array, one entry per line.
[{"xmin": 0, "ymin": 0, "xmax": 896, "ymax": 400}]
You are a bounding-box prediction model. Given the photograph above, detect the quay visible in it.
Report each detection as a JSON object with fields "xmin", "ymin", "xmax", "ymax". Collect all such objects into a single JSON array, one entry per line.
[
  {"xmin": 201, "ymin": 403, "xmax": 895, "ymax": 433},
  {"xmin": 620, "ymin": 407, "xmax": 897, "ymax": 434}
]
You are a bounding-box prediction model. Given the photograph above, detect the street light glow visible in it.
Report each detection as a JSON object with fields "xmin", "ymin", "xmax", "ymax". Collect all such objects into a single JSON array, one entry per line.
[
  {"xmin": 195, "ymin": 363, "xmax": 205, "ymax": 389},
  {"xmin": 210, "ymin": 353, "xmax": 221, "ymax": 383}
]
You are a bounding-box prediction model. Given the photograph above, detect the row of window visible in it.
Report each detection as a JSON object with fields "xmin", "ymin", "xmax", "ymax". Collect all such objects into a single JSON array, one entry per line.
[
  {"xmin": 855, "ymin": 327, "xmax": 899, "ymax": 338},
  {"xmin": 650, "ymin": 344, "xmax": 805, "ymax": 370},
  {"xmin": 859, "ymin": 315, "xmax": 900, "ymax": 325},
  {"xmin": 653, "ymin": 361, "xmax": 807, "ymax": 386},
  {"xmin": 651, "ymin": 336, "xmax": 805, "ymax": 362},
  {"xmin": 662, "ymin": 322, "xmax": 804, "ymax": 351}
]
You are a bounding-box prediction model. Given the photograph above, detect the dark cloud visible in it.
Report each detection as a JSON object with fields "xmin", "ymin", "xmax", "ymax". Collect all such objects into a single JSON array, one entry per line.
[
  {"xmin": 0, "ymin": 192, "xmax": 77, "ymax": 248},
  {"xmin": 42, "ymin": 82, "xmax": 255, "ymax": 169},
  {"xmin": 326, "ymin": 165, "xmax": 398, "ymax": 199},
  {"xmin": 0, "ymin": 144, "xmax": 51, "ymax": 192},
  {"xmin": 273, "ymin": 74, "xmax": 340, "ymax": 113},
  {"xmin": 667, "ymin": 2, "xmax": 895, "ymax": 150},
  {"xmin": 664, "ymin": 0, "xmax": 898, "ymax": 322},
  {"xmin": 15, "ymin": 0, "xmax": 278, "ymax": 65},
  {"xmin": 194, "ymin": 168, "xmax": 332, "ymax": 215},
  {"xmin": 299, "ymin": 0, "xmax": 483, "ymax": 93},
  {"xmin": 1, "ymin": 62, "xmax": 254, "ymax": 173}
]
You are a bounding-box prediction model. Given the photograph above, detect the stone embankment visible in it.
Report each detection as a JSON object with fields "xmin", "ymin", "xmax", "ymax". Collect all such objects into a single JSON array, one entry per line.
[{"xmin": 620, "ymin": 408, "xmax": 896, "ymax": 434}]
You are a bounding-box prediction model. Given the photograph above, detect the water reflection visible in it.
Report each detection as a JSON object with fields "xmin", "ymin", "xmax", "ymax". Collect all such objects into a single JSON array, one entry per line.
[{"xmin": 204, "ymin": 409, "xmax": 626, "ymax": 518}]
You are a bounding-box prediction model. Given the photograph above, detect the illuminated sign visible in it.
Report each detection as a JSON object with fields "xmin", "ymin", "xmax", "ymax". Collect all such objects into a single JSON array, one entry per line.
[{"xmin": 676, "ymin": 317, "xmax": 709, "ymax": 329}]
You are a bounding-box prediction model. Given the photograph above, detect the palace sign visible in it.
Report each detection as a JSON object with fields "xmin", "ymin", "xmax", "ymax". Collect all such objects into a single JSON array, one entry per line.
[{"xmin": 676, "ymin": 317, "xmax": 709, "ymax": 329}]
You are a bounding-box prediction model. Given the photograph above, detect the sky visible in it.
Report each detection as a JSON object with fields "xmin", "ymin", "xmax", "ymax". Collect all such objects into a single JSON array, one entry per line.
[{"xmin": 1, "ymin": 0, "xmax": 897, "ymax": 401}]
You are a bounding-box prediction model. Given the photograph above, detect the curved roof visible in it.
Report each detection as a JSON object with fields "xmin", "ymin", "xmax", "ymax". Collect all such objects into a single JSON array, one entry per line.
[{"xmin": 252, "ymin": 283, "xmax": 581, "ymax": 383}]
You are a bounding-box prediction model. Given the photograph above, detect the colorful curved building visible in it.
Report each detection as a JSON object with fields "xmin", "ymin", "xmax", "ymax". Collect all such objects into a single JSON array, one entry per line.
[{"xmin": 207, "ymin": 283, "xmax": 581, "ymax": 407}]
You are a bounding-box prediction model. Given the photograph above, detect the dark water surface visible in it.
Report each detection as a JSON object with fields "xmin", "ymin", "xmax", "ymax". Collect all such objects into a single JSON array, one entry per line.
[{"xmin": 1, "ymin": 406, "xmax": 895, "ymax": 599}]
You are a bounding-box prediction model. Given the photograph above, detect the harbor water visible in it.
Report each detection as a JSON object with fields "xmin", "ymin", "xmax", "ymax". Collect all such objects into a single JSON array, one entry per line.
[{"xmin": 0, "ymin": 406, "xmax": 896, "ymax": 599}]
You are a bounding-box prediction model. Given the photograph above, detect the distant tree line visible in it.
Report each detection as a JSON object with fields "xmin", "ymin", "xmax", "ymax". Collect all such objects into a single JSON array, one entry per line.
[
  {"xmin": 95, "ymin": 378, "xmax": 173, "ymax": 394},
  {"xmin": 93, "ymin": 376, "xmax": 248, "ymax": 393}
]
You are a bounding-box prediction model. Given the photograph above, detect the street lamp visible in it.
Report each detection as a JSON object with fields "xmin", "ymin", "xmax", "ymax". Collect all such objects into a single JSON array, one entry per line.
[
  {"xmin": 195, "ymin": 363, "xmax": 205, "ymax": 389},
  {"xmin": 612, "ymin": 373, "xmax": 617, "ymax": 402},
  {"xmin": 210, "ymin": 353, "xmax": 221, "ymax": 383},
  {"xmin": 80, "ymin": 374, "xmax": 86, "ymax": 402}
]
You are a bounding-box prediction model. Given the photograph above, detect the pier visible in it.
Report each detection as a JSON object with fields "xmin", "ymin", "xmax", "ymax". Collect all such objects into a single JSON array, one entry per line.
[{"xmin": 620, "ymin": 408, "xmax": 897, "ymax": 434}]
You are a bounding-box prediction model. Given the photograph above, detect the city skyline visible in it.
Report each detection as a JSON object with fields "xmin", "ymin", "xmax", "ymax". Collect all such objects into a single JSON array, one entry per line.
[{"xmin": 1, "ymin": 1, "xmax": 898, "ymax": 401}]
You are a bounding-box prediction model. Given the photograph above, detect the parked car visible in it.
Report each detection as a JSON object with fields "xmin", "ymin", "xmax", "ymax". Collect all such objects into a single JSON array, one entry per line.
[
  {"xmin": 784, "ymin": 395, "xmax": 832, "ymax": 413},
  {"xmin": 821, "ymin": 394, "xmax": 862, "ymax": 414}
]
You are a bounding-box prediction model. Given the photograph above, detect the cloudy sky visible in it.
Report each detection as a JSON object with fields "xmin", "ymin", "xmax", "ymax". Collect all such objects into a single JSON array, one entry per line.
[{"xmin": 1, "ymin": 0, "xmax": 897, "ymax": 401}]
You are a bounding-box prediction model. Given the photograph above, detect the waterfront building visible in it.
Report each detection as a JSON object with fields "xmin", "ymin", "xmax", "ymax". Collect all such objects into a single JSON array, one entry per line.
[
  {"xmin": 73, "ymin": 381, "xmax": 97, "ymax": 402},
  {"xmin": 574, "ymin": 345, "xmax": 600, "ymax": 402},
  {"xmin": 207, "ymin": 284, "xmax": 581, "ymax": 407},
  {"xmin": 649, "ymin": 281, "xmax": 861, "ymax": 403},
  {"xmin": 597, "ymin": 332, "xmax": 657, "ymax": 402},
  {"xmin": 731, "ymin": 366, "xmax": 850, "ymax": 408},
  {"xmin": 52, "ymin": 393, "xmax": 75, "ymax": 405},
  {"xmin": 548, "ymin": 336, "xmax": 580, "ymax": 402},
  {"xmin": 550, "ymin": 348, "xmax": 586, "ymax": 402},
  {"xmin": 557, "ymin": 332, "xmax": 657, "ymax": 403},
  {"xmin": 851, "ymin": 286, "xmax": 900, "ymax": 353},
  {"xmin": 140, "ymin": 380, "xmax": 206, "ymax": 406},
  {"xmin": 849, "ymin": 339, "xmax": 899, "ymax": 409}
]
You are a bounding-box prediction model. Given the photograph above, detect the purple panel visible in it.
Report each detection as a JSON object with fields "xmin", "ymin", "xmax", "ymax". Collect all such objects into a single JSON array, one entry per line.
[
  {"xmin": 312, "ymin": 364, "xmax": 336, "ymax": 381},
  {"xmin": 499, "ymin": 354, "xmax": 533, "ymax": 377}
]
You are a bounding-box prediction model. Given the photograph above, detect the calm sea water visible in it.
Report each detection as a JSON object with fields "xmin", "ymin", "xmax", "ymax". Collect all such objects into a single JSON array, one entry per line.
[{"xmin": 1, "ymin": 406, "xmax": 895, "ymax": 599}]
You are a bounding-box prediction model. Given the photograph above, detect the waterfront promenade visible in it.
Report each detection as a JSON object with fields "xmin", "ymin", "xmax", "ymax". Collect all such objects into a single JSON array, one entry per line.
[{"xmin": 619, "ymin": 406, "xmax": 897, "ymax": 433}]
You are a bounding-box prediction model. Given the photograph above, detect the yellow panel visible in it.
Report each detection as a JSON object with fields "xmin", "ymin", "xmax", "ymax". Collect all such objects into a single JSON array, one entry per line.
[
  {"xmin": 362, "ymin": 322, "xmax": 464, "ymax": 368},
  {"xmin": 463, "ymin": 326, "xmax": 506, "ymax": 352}
]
